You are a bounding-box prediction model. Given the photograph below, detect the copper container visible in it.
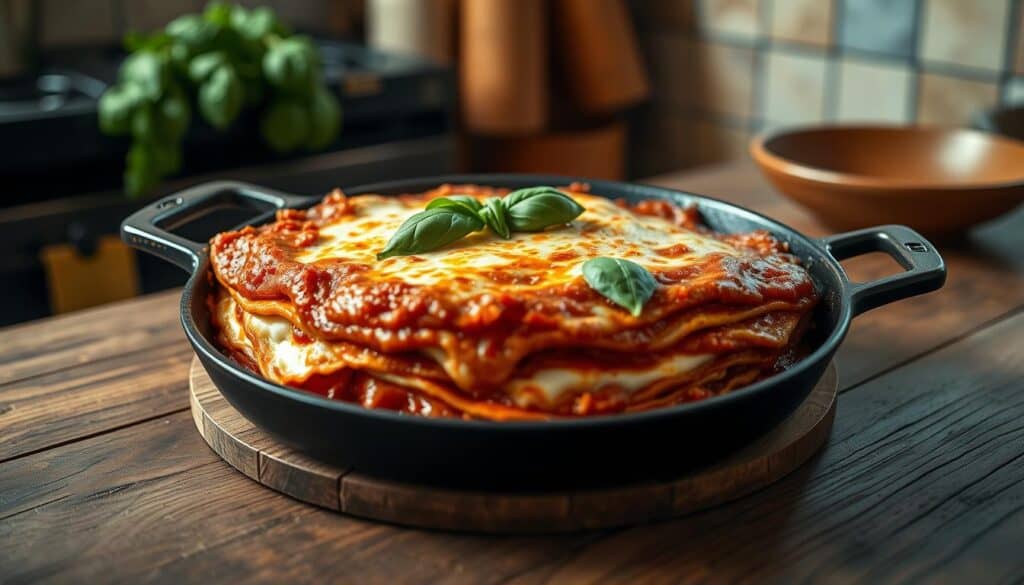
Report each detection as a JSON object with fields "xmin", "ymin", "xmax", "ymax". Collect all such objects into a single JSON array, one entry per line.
[
  {"xmin": 460, "ymin": 0, "xmax": 547, "ymax": 135},
  {"xmin": 552, "ymin": 0, "xmax": 650, "ymax": 115}
]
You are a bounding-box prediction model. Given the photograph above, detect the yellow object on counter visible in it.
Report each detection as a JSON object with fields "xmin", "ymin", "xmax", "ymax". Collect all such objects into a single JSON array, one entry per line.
[{"xmin": 40, "ymin": 235, "xmax": 140, "ymax": 315}]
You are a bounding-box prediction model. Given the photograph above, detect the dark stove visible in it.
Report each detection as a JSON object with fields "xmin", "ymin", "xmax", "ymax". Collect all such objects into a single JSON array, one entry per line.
[
  {"xmin": 0, "ymin": 40, "xmax": 455, "ymax": 204},
  {"xmin": 0, "ymin": 40, "xmax": 455, "ymax": 326},
  {"xmin": 0, "ymin": 71, "xmax": 104, "ymax": 119}
]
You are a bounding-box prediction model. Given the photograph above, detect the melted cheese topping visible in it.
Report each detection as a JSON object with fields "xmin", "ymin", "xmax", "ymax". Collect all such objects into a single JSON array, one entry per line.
[{"xmin": 297, "ymin": 193, "xmax": 737, "ymax": 293}]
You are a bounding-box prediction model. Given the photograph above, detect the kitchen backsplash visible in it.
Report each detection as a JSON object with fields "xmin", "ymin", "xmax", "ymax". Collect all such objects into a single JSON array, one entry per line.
[{"xmin": 629, "ymin": 0, "xmax": 1024, "ymax": 177}]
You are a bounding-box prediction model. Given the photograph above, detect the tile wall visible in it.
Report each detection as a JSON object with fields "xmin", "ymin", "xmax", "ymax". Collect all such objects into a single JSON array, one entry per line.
[{"xmin": 629, "ymin": 0, "xmax": 1023, "ymax": 177}]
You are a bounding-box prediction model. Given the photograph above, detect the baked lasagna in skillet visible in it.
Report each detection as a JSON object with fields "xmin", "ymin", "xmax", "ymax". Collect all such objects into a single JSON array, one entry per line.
[{"xmin": 209, "ymin": 184, "xmax": 817, "ymax": 420}]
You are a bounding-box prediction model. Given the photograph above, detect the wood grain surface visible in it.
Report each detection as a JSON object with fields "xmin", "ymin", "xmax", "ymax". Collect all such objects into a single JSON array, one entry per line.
[
  {"xmin": 2, "ymin": 162, "xmax": 1023, "ymax": 583},
  {"xmin": 190, "ymin": 358, "xmax": 837, "ymax": 533}
]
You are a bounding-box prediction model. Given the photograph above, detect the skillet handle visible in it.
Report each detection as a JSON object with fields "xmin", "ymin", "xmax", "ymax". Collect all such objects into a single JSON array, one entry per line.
[
  {"xmin": 821, "ymin": 224, "xmax": 946, "ymax": 317},
  {"xmin": 121, "ymin": 181, "xmax": 311, "ymax": 273}
]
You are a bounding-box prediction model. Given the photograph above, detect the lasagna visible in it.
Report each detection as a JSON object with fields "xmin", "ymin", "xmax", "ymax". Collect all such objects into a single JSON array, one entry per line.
[{"xmin": 209, "ymin": 184, "xmax": 817, "ymax": 420}]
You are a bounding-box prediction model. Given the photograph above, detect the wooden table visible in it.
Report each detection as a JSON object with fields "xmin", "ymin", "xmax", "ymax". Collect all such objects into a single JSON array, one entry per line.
[{"xmin": 3, "ymin": 162, "xmax": 1023, "ymax": 584}]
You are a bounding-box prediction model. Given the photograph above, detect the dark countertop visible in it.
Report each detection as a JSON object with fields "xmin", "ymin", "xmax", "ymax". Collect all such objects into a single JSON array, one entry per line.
[{"xmin": 1, "ymin": 161, "xmax": 1023, "ymax": 583}]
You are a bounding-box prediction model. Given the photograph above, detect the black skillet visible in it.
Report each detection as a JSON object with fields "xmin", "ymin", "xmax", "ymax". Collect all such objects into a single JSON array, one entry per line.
[{"xmin": 122, "ymin": 175, "xmax": 945, "ymax": 489}]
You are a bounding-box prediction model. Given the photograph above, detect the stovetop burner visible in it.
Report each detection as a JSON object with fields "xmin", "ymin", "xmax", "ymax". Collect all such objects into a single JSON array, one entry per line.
[{"xmin": 0, "ymin": 70, "xmax": 106, "ymax": 121}]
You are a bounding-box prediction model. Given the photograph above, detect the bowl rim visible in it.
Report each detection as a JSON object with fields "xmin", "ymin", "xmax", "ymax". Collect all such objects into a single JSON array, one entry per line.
[{"xmin": 749, "ymin": 124, "xmax": 1024, "ymax": 193}]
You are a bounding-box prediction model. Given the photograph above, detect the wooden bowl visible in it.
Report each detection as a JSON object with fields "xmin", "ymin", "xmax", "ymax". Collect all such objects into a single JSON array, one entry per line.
[{"xmin": 749, "ymin": 126, "xmax": 1024, "ymax": 237}]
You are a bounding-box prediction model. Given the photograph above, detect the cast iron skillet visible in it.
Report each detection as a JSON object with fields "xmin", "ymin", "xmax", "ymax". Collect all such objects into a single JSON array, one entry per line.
[{"xmin": 122, "ymin": 175, "xmax": 946, "ymax": 489}]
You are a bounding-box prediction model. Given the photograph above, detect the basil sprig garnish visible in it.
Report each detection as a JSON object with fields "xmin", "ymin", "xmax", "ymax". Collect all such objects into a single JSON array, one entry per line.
[
  {"xmin": 479, "ymin": 198, "xmax": 512, "ymax": 239},
  {"xmin": 376, "ymin": 206, "xmax": 484, "ymax": 260},
  {"xmin": 504, "ymin": 187, "xmax": 586, "ymax": 232},
  {"xmin": 377, "ymin": 186, "xmax": 584, "ymax": 258},
  {"xmin": 582, "ymin": 257, "xmax": 658, "ymax": 317},
  {"xmin": 425, "ymin": 195, "xmax": 482, "ymax": 214}
]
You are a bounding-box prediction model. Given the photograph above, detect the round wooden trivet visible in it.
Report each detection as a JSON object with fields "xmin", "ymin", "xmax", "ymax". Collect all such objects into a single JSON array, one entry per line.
[{"xmin": 190, "ymin": 358, "xmax": 837, "ymax": 533}]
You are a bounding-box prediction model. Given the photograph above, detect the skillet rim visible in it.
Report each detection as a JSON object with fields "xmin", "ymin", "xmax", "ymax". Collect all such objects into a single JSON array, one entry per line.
[{"xmin": 180, "ymin": 173, "xmax": 852, "ymax": 431}]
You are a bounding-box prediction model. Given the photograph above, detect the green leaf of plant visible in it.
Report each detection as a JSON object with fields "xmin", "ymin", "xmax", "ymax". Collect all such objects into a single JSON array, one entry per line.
[
  {"xmin": 98, "ymin": 83, "xmax": 144, "ymax": 135},
  {"xmin": 168, "ymin": 42, "xmax": 192, "ymax": 75},
  {"xmin": 198, "ymin": 64, "xmax": 244, "ymax": 130},
  {"xmin": 479, "ymin": 198, "xmax": 511, "ymax": 239},
  {"xmin": 203, "ymin": 2, "xmax": 233, "ymax": 26},
  {"xmin": 154, "ymin": 90, "xmax": 191, "ymax": 141},
  {"xmin": 166, "ymin": 13, "xmax": 221, "ymax": 55},
  {"xmin": 122, "ymin": 31, "xmax": 149, "ymax": 52},
  {"xmin": 188, "ymin": 51, "xmax": 228, "ymax": 83},
  {"xmin": 124, "ymin": 142, "xmax": 162, "ymax": 198},
  {"xmin": 262, "ymin": 37, "xmax": 319, "ymax": 95},
  {"xmin": 581, "ymin": 257, "xmax": 658, "ymax": 317},
  {"xmin": 123, "ymin": 31, "xmax": 171, "ymax": 53},
  {"xmin": 303, "ymin": 86, "xmax": 341, "ymax": 150},
  {"xmin": 377, "ymin": 207, "xmax": 485, "ymax": 260},
  {"xmin": 130, "ymin": 103, "xmax": 155, "ymax": 141},
  {"xmin": 150, "ymin": 140, "xmax": 183, "ymax": 175},
  {"xmin": 231, "ymin": 5, "xmax": 280, "ymax": 40},
  {"xmin": 123, "ymin": 135, "xmax": 183, "ymax": 198},
  {"xmin": 119, "ymin": 52, "xmax": 168, "ymax": 101},
  {"xmin": 504, "ymin": 186, "xmax": 585, "ymax": 232},
  {"xmin": 260, "ymin": 98, "xmax": 310, "ymax": 152}
]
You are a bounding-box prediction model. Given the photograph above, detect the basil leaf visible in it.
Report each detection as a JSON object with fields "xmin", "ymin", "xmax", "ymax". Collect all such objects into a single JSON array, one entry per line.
[
  {"xmin": 150, "ymin": 139, "xmax": 182, "ymax": 175},
  {"xmin": 260, "ymin": 98, "xmax": 309, "ymax": 152},
  {"xmin": 124, "ymin": 31, "xmax": 171, "ymax": 53},
  {"xmin": 133, "ymin": 91, "xmax": 190, "ymax": 143},
  {"xmin": 377, "ymin": 207, "xmax": 484, "ymax": 260},
  {"xmin": 169, "ymin": 42, "xmax": 193, "ymax": 73},
  {"xmin": 426, "ymin": 195, "xmax": 483, "ymax": 216},
  {"xmin": 124, "ymin": 142, "xmax": 162, "ymax": 198},
  {"xmin": 231, "ymin": 6, "xmax": 281, "ymax": 40},
  {"xmin": 198, "ymin": 64, "xmax": 244, "ymax": 129},
  {"xmin": 165, "ymin": 14, "xmax": 216, "ymax": 49},
  {"xmin": 119, "ymin": 52, "xmax": 169, "ymax": 101},
  {"xmin": 582, "ymin": 257, "xmax": 657, "ymax": 317},
  {"xmin": 263, "ymin": 37, "xmax": 319, "ymax": 95},
  {"xmin": 188, "ymin": 51, "xmax": 229, "ymax": 83},
  {"xmin": 98, "ymin": 83, "xmax": 144, "ymax": 135},
  {"xmin": 130, "ymin": 103, "xmax": 155, "ymax": 141},
  {"xmin": 504, "ymin": 186, "xmax": 585, "ymax": 232},
  {"xmin": 155, "ymin": 89, "xmax": 191, "ymax": 141},
  {"xmin": 479, "ymin": 198, "xmax": 511, "ymax": 239},
  {"xmin": 203, "ymin": 2, "xmax": 233, "ymax": 26},
  {"xmin": 446, "ymin": 195, "xmax": 483, "ymax": 211},
  {"xmin": 304, "ymin": 86, "xmax": 341, "ymax": 150}
]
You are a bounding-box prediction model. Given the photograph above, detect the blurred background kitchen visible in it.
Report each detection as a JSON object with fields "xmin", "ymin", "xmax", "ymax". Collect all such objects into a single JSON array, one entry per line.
[{"xmin": 1, "ymin": 0, "xmax": 1021, "ymax": 326}]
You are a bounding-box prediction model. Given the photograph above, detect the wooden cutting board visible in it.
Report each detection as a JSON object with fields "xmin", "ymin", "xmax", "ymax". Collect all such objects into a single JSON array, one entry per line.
[{"xmin": 190, "ymin": 358, "xmax": 837, "ymax": 533}]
